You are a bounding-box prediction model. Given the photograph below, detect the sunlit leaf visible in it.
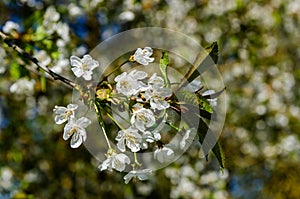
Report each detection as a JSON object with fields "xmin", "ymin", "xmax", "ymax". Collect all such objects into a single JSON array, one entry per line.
[
  {"xmin": 177, "ymin": 42, "xmax": 218, "ymax": 90},
  {"xmin": 159, "ymin": 51, "xmax": 171, "ymax": 88}
]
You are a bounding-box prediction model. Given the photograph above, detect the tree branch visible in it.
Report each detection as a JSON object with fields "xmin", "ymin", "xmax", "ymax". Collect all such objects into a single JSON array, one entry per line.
[{"xmin": 0, "ymin": 30, "xmax": 77, "ymax": 88}]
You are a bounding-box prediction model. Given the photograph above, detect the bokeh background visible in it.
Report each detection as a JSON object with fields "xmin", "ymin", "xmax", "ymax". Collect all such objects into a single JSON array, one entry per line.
[{"xmin": 1, "ymin": 0, "xmax": 300, "ymax": 198}]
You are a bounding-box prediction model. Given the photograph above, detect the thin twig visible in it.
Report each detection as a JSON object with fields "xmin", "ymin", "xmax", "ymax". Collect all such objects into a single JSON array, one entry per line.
[{"xmin": 0, "ymin": 31, "xmax": 76, "ymax": 88}]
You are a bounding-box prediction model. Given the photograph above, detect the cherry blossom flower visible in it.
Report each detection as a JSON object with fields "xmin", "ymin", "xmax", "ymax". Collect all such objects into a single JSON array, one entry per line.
[
  {"xmin": 145, "ymin": 86, "xmax": 172, "ymax": 110},
  {"xmin": 10, "ymin": 78, "xmax": 35, "ymax": 96},
  {"xmin": 43, "ymin": 6, "xmax": 60, "ymax": 34},
  {"xmin": 53, "ymin": 104, "xmax": 78, "ymax": 124},
  {"xmin": 180, "ymin": 128, "xmax": 197, "ymax": 150},
  {"xmin": 132, "ymin": 47, "xmax": 155, "ymax": 65},
  {"xmin": 124, "ymin": 169, "xmax": 153, "ymax": 184},
  {"xmin": 70, "ymin": 54, "xmax": 99, "ymax": 80},
  {"xmin": 63, "ymin": 117, "xmax": 91, "ymax": 148},
  {"xmin": 114, "ymin": 70, "xmax": 148, "ymax": 96},
  {"xmin": 203, "ymin": 90, "xmax": 217, "ymax": 107},
  {"xmin": 98, "ymin": 149, "xmax": 130, "ymax": 172},
  {"xmin": 131, "ymin": 107, "xmax": 156, "ymax": 132},
  {"xmin": 148, "ymin": 73, "xmax": 165, "ymax": 88},
  {"xmin": 116, "ymin": 127, "xmax": 143, "ymax": 152},
  {"xmin": 141, "ymin": 130, "xmax": 161, "ymax": 149},
  {"xmin": 154, "ymin": 146, "xmax": 175, "ymax": 163},
  {"xmin": 2, "ymin": 21, "xmax": 20, "ymax": 34},
  {"xmin": 182, "ymin": 80, "xmax": 202, "ymax": 92}
]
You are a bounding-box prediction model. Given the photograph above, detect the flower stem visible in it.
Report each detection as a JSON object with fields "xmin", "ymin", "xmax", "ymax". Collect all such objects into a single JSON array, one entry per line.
[
  {"xmin": 134, "ymin": 152, "xmax": 142, "ymax": 167},
  {"xmin": 105, "ymin": 111, "xmax": 126, "ymax": 131},
  {"xmin": 167, "ymin": 122, "xmax": 180, "ymax": 131},
  {"xmin": 94, "ymin": 103, "xmax": 112, "ymax": 149}
]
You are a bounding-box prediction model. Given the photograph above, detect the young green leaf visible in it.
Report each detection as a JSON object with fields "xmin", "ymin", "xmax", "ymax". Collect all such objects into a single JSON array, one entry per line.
[
  {"xmin": 159, "ymin": 51, "xmax": 171, "ymax": 88},
  {"xmin": 177, "ymin": 42, "xmax": 219, "ymax": 90},
  {"xmin": 182, "ymin": 112, "xmax": 225, "ymax": 170},
  {"xmin": 177, "ymin": 90, "xmax": 213, "ymax": 114}
]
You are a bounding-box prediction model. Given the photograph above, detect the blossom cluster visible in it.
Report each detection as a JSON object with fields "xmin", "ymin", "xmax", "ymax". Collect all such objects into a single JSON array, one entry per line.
[{"xmin": 52, "ymin": 47, "xmax": 216, "ymax": 183}]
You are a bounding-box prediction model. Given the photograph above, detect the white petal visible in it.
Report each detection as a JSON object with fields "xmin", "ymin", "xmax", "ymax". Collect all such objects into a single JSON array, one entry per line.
[
  {"xmin": 124, "ymin": 172, "xmax": 135, "ymax": 184},
  {"xmin": 70, "ymin": 55, "xmax": 82, "ymax": 67},
  {"xmin": 63, "ymin": 122, "xmax": 73, "ymax": 140},
  {"xmin": 70, "ymin": 131, "xmax": 83, "ymax": 148},
  {"xmin": 67, "ymin": 104, "xmax": 78, "ymax": 110},
  {"xmin": 82, "ymin": 71, "xmax": 93, "ymax": 80},
  {"xmin": 114, "ymin": 72, "xmax": 127, "ymax": 82},
  {"xmin": 71, "ymin": 67, "xmax": 83, "ymax": 77},
  {"xmin": 77, "ymin": 117, "xmax": 91, "ymax": 128}
]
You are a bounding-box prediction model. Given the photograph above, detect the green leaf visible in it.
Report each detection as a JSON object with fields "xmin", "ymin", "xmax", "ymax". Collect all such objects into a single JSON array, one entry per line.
[
  {"xmin": 10, "ymin": 62, "xmax": 20, "ymax": 80},
  {"xmin": 182, "ymin": 112, "xmax": 225, "ymax": 170},
  {"xmin": 197, "ymin": 118, "xmax": 225, "ymax": 170},
  {"xmin": 177, "ymin": 90, "xmax": 213, "ymax": 114},
  {"xmin": 159, "ymin": 51, "xmax": 171, "ymax": 88},
  {"xmin": 177, "ymin": 42, "xmax": 218, "ymax": 90},
  {"xmin": 40, "ymin": 73, "xmax": 46, "ymax": 92}
]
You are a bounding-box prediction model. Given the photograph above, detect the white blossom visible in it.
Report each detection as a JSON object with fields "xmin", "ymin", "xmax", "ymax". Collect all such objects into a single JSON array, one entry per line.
[
  {"xmin": 133, "ymin": 47, "xmax": 155, "ymax": 65},
  {"xmin": 143, "ymin": 131, "xmax": 161, "ymax": 143},
  {"xmin": 145, "ymin": 86, "xmax": 172, "ymax": 110},
  {"xmin": 203, "ymin": 90, "xmax": 217, "ymax": 107},
  {"xmin": 98, "ymin": 149, "xmax": 130, "ymax": 172},
  {"xmin": 148, "ymin": 73, "xmax": 165, "ymax": 88},
  {"xmin": 56, "ymin": 22, "xmax": 70, "ymax": 42},
  {"xmin": 2, "ymin": 21, "xmax": 20, "ymax": 34},
  {"xmin": 154, "ymin": 146, "xmax": 175, "ymax": 163},
  {"xmin": 119, "ymin": 11, "xmax": 135, "ymax": 22},
  {"xmin": 182, "ymin": 80, "xmax": 202, "ymax": 92},
  {"xmin": 70, "ymin": 54, "xmax": 99, "ymax": 80},
  {"xmin": 43, "ymin": 6, "xmax": 60, "ymax": 34},
  {"xmin": 141, "ymin": 130, "xmax": 161, "ymax": 149},
  {"xmin": 34, "ymin": 50, "xmax": 51, "ymax": 66},
  {"xmin": 10, "ymin": 78, "xmax": 35, "ymax": 96},
  {"xmin": 131, "ymin": 107, "xmax": 156, "ymax": 131},
  {"xmin": 124, "ymin": 169, "xmax": 153, "ymax": 184},
  {"xmin": 114, "ymin": 70, "xmax": 148, "ymax": 96},
  {"xmin": 53, "ymin": 104, "xmax": 78, "ymax": 124},
  {"xmin": 116, "ymin": 127, "xmax": 143, "ymax": 152},
  {"xmin": 180, "ymin": 128, "xmax": 197, "ymax": 150},
  {"xmin": 63, "ymin": 117, "xmax": 91, "ymax": 148}
]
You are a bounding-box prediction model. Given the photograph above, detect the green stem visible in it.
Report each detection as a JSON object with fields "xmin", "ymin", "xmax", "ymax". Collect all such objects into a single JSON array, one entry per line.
[
  {"xmin": 134, "ymin": 152, "xmax": 142, "ymax": 167},
  {"xmin": 94, "ymin": 103, "xmax": 112, "ymax": 149},
  {"xmin": 105, "ymin": 111, "xmax": 126, "ymax": 131},
  {"xmin": 167, "ymin": 122, "xmax": 180, "ymax": 131}
]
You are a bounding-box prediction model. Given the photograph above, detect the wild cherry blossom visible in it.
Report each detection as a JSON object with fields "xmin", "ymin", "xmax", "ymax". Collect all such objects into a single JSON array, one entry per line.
[
  {"xmin": 2, "ymin": 21, "xmax": 20, "ymax": 34},
  {"xmin": 183, "ymin": 80, "xmax": 202, "ymax": 92},
  {"xmin": 10, "ymin": 78, "xmax": 35, "ymax": 96},
  {"xmin": 114, "ymin": 70, "xmax": 148, "ymax": 96},
  {"xmin": 70, "ymin": 54, "xmax": 99, "ymax": 80},
  {"xmin": 145, "ymin": 86, "xmax": 172, "ymax": 110},
  {"xmin": 140, "ymin": 130, "xmax": 162, "ymax": 149},
  {"xmin": 132, "ymin": 47, "xmax": 154, "ymax": 65},
  {"xmin": 43, "ymin": 6, "xmax": 60, "ymax": 34},
  {"xmin": 131, "ymin": 107, "xmax": 156, "ymax": 131},
  {"xmin": 63, "ymin": 117, "xmax": 91, "ymax": 148},
  {"xmin": 203, "ymin": 90, "xmax": 217, "ymax": 107},
  {"xmin": 148, "ymin": 73, "xmax": 165, "ymax": 88},
  {"xmin": 154, "ymin": 146, "xmax": 175, "ymax": 163},
  {"xmin": 180, "ymin": 128, "xmax": 197, "ymax": 150},
  {"xmin": 116, "ymin": 126, "xmax": 143, "ymax": 152},
  {"xmin": 124, "ymin": 169, "xmax": 153, "ymax": 184},
  {"xmin": 98, "ymin": 149, "xmax": 130, "ymax": 172},
  {"xmin": 53, "ymin": 104, "xmax": 78, "ymax": 124}
]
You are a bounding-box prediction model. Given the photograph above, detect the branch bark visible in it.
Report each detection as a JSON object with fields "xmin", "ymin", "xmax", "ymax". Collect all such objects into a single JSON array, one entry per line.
[{"xmin": 0, "ymin": 30, "xmax": 77, "ymax": 88}]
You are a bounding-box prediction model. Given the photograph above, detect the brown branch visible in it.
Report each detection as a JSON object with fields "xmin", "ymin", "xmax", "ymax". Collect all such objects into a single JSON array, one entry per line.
[{"xmin": 0, "ymin": 30, "xmax": 77, "ymax": 88}]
